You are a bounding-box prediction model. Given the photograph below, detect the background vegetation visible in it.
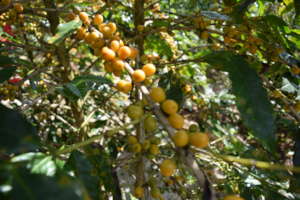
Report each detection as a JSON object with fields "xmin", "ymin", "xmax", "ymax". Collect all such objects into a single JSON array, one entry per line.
[{"xmin": 0, "ymin": 0, "xmax": 300, "ymax": 199}]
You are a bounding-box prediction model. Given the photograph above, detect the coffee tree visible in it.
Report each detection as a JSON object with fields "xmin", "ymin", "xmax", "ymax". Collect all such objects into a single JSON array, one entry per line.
[{"xmin": 1, "ymin": 0, "xmax": 300, "ymax": 199}]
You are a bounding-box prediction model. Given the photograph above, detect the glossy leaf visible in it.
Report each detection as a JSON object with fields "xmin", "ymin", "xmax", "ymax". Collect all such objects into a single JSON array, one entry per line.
[
  {"xmin": 204, "ymin": 51, "xmax": 276, "ymax": 151},
  {"xmin": 11, "ymin": 168, "xmax": 81, "ymax": 200},
  {"xmin": 48, "ymin": 19, "xmax": 82, "ymax": 45},
  {"xmin": 0, "ymin": 104, "xmax": 37, "ymax": 153},
  {"xmin": 66, "ymin": 151, "xmax": 101, "ymax": 199}
]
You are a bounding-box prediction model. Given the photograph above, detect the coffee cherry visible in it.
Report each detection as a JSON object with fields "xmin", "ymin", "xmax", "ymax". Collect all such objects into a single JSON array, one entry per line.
[
  {"xmin": 132, "ymin": 70, "xmax": 146, "ymax": 83},
  {"xmin": 189, "ymin": 132, "xmax": 209, "ymax": 148},
  {"xmin": 144, "ymin": 115, "xmax": 157, "ymax": 132},
  {"xmin": 173, "ymin": 130, "xmax": 189, "ymax": 147},
  {"xmin": 93, "ymin": 14, "xmax": 103, "ymax": 25},
  {"xmin": 76, "ymin": 27, "xmax": 86, "ymax": 40},
  {"xmin": 116, "ymin": 80, "xmax": 132, "ymax": 93},
  {"xmin": 13, "ymin": 3, "xmax": 23, "ymax": 13},
  {"xmin": 101, "ymin": 47, "xmax": 116, "ymax": 61},
  {"xmin": 134, "ymin": 186, "xmax": 144, "ymax": 198},
  {"xmin": 224, "ymin": 195, "xmax": 245, "ymax": 200},
  {"xmin": 168, "ymin": 113, "xmax": 184, "ymax": 129},
  {"xmin": 79, "ymin": 12, "xmax": 90, "ymax": 25},
  {"xmin": 160, "ymin": 159, "xmax": 176, "ymax": 177},
  {"xmin": 107, "ymin": 22, "xmax": 117, "ymax": 33},
  {"xmin": 112, "ymin": 58, "xmax": 125, "ymax": 71},
  {"xmin": 104, "ymin": 62, "xmax": 113, "ymax": 73},
  {"xmin": 110, "ymin": 40, "xmax": 120, "ymax": 52},
  {"xmin": 127, "ymin": 105, "xmax": 144, "ymax": 120},
  {"xmin": 129, "ymin": 47, "xmax": 139, "ymax": 59},
  {"xmin": 142, "ymin": 63, "xmax": 156, "ymax": 76},
  {"xmin": 161, "ymin": 99, "xmax": 178, "ymax": 115},
  {"xmin": 127, "ymin": 135, "xmax": 138, "ymax": 144},
  {"xmin": 149, "ymin": 87, "xmax": 166, "ymax": 103},
  {"xmin": 149, "ymin": 144, "xmax": 160, "ymax": 155},
  {"xmin": 118, "ymin": 46, "xmax": 131, "ymax": 60}
]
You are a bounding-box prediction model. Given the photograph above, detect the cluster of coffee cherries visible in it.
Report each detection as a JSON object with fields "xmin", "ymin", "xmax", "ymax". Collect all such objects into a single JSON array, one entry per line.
[
  {"xmin": 74, "ymin": 11, "xmax": 243, "ymax": 200},
  {"xmin": 0, "ymin": 0, "xmax": 24, "ymax": 21},
  {"xmin": 75, "ymin": 11, "xmax": 156, "ymax": 94}
]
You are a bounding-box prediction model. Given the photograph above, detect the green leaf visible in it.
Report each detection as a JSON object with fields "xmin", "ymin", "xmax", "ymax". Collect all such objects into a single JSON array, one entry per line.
[
  {"xmin": 0, "ymin": 104, "xmax": 37, "ymax": 153},
  {"xmin": 48, "ymin": 19, "xmax": 82, "ymax": 45},
  {"xmin": 66, "ymin": 151, "xmax": 101, "ymax": 199},
  {"xmin": 204, "ymin": 51, "xmax": 276, "ymax": 151},
  {"xmin": 0, "ymin": 67, "xmax": 16, "ymax": 83},
  {"xmin": 12, "ymin": 152, "xmax": 64, "ymax": 176},
  {"xmin": 58, "ymin": 75, "xmax": 112, "ymax": 101},
  {"xmin": 294, "ymin": 0, "xmax": 300, "ymax": 25},
  {"xmin": 0, "ymin": 55, "xmax": 15, "ymax": 67},
  {"xmin": 145, "ymin": 35, "xmax": 173, "ymax": 59},
  {"xmin": 11, "ymin": 168, "xmax": 81, "ymax": 200}
]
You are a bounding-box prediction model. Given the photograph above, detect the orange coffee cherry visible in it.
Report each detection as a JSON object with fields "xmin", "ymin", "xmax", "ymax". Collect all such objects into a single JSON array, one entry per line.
[
  {"xmin": 113, "ymin": 69, "xmax": 122, "ymax": 77},
  {"xmin": 94, "ymin": 48, "xmax": 102, "ymax": 57},
  {"xmin": 149, "ymin": 87, "xmax": 166, "ymax": 103},
  {"xmin": 104, "ymin": 62, "xmax": 113, "ymax": 73},
  {"xmin": 173, "ymin": 130, "xmax": 189, "ymax": 147},
  {"xmin": 134, "ymin": 186, "xmax": 144, "ymax": 198},
  {"xmin": 79, "ymin": 12, "xmax": 90, "ymax": 24},
  {"xmin": 101, "ymin": 47, "xmax": 116, "ymax": 61},
  {"xmin": 84, "ymin": 32, "xmax": 95, "ymax": 44},
  {"xmin": 107, "ymin": 22, "xmax": 117, "ymax": 33},
  {"xmin": 161, "ymin": 99, "xmax": 178, "ymax": 115},
  {"xmin": 129, "ymin": 47, "xmax": 139, "ymax": 59},
  {"xmin": 99, "ymin": 24, "xmax": 113, "ymax": 37},
  {"xmin": 116, "ymin": 80, "xmax": 132, "ymax": 93},
  {"xmin": 168, "ymin": 113, "xmax": 184, "ymax": 129},
  {"xmin": 118, "ymin": 46, "xmax": 132, "ymax": 60},
  {"xmin": 142, "ymin": 63, "xmax": 156, "ymax": 76},
  {"xmin": 189, "ymin": 132, "xmax": 209, "ymax": 148},
  {"xmin": 13, "ymin": 3, "xmax": 23, "ymax": 13},
  {"xmin": 93, "ymin": 14, "xmax": 103, "ymax": 25},
  {"xmin": 132, "ymin": 70, "xmax": 146, "ymax": 83},
  {"xmin": 76, "ymin": 27, "xmax": 86, "ymax": 40},
  {"xmin": 110, "ymin": 40, "xmax": 120, "ymax": 52},
  {"xmin": 92, "ymin": 39, "xmax": 105, "ymax": 49},
  {"xmin": 112, "ymin": 58, "xmax": 125, "ymax": 71},
  {"xmin": 160, "ymin": 159, "xmax": 176, "ymax": 177}
]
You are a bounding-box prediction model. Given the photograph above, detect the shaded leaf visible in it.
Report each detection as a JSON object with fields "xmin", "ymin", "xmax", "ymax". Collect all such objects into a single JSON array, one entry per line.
[
  {"xmin": 58, "ymin": 75, "xmax": 112, "ymax": 101},
  {"xmin": 0, "ymin": 67, "xmax": 16, "ymax": 83},
  {"xmin": 12, "ymin": 168, "xmax": 81, "ymax": 200},
  {"xmin": 204, "ymin": 51, "xmax": 276, "ymax": 151},
  {"xmin": 145, "ymin": 35, "xmax": 173, "ymax": 59},
  {"xmin": 0, "ymin": 104, "xmax": 37, "ymax": 153},
  {"xmin": 66, "ymin": 151, "xmax": 100, "ymax": 199},
  {"xmin": 48, "ymin": 19, "xmax": 82, "ymax": 45}
]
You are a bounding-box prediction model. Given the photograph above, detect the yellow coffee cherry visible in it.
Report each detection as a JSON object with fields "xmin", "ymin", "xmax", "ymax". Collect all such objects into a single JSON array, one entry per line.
[
  {"xmin": 134, "ymin": 186, "xmax": 144, "ymax": 198},
  {"xmin": 144, "ymin": 115, "xmax": 157, "ymax": 132},
  {"xmin": 160, "ymin": 159, "xmax": 176, "ymax": 177},
  {"xmin": 132, "ymin": 69, "xmax": 146, "ymax": 83},
  {"xmin": 168, "ymin": 113, "xmax": 184, "ymax": 129},
  {"xmin": 131, "ymin": 143, "xmax": 142, "ymax": 153},
  {"xmin": 172, "ymin": 130, "xmax": 189, "ymax": 147},
  {"xmin": 149, "ymin": 144, "xmax": 160, "ymax": 155},
  {"xmin": 142, "ymin": 63, "xmax": 156, "ymax": 76},
  {"xmin": 116, "ymin": 80, "xmax": 132, "ymax": 93},
  {"xmin": 149, "ymin": 87, "xmax": 166, "ymax": 103},
  {"xmin": 127, "ymin": 135, "xmax": 138, "ymax": 144},
  {"xmin": 161, "ymin": 99, "xmax": 178, "ymax": 115},
  {"xmin": 127, "ymin": 105, "xmax": 144, "ymax": 120},
  {"xmin": 189, "ymin": 132, "xmax": 209, "ymax": 148},
  {"xmin": 224, "ymin": 195, "xmax": 245, "ymax": 200}
]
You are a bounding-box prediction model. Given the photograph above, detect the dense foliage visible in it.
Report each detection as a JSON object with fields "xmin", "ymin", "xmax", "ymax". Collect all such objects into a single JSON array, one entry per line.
[{"xmin": 0, "ymin": 0, "xmax": 300, "ymax": 199}]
